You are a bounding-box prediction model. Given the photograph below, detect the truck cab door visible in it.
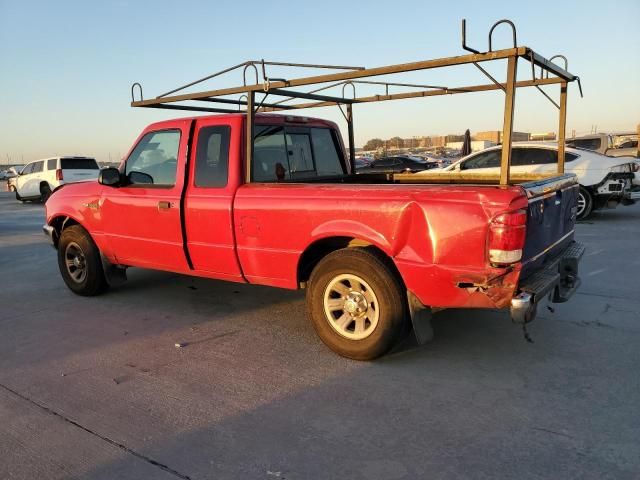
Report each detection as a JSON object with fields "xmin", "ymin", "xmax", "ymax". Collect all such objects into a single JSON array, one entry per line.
[
  {"xmin": 183, "ymin": 116, "xmax": 244, "ymax": 281},
  {"xmin": 100, "ymin": 120, "xmax": 191, "ymax": 271}
]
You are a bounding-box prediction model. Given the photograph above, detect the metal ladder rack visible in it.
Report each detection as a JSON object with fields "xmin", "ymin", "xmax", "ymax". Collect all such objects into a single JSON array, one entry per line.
[{"xmin": 130, "ymin": 19, "xmax": 582, "ymax": 186}]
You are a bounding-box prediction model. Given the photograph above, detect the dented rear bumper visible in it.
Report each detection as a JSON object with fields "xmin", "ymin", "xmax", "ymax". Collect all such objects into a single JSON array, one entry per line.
[{"xmin": 510, "ymin": 241, "xmax": 585, "ymax": 324}]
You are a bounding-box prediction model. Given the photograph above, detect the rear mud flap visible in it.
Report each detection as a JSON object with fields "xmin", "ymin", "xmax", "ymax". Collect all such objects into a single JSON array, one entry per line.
[{"xmin": 407, "ymin": 291, "xmax": 434, "ymax": 345}]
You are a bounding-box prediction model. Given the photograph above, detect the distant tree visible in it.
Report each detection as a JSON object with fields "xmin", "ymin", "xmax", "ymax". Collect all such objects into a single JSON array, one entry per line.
[
  {"xmin": 389, "ymin": 136, "xmax": 404, "ymax": 148},
  {"xmin": 363, "ymin": 138, "xmax": 384, "ymax": 151}
]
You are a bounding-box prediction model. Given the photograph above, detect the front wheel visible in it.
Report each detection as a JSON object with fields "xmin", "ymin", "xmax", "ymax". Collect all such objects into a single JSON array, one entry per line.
[
  {"xmin": 577, "ymin": 186, "xmax": 593, "ymax": 220},
  {"xmin": 57, "ymin": 225, "xmax": 108, "ymax": 296},
  {"xmin": 307, "ymin": 248, "xmax": 406, "ymax": 360}
]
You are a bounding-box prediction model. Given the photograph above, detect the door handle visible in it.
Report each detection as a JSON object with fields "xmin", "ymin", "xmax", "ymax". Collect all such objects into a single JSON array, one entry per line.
[{"xmin": 157, "ymin": 201, "xmax": 172, "ymax": 211}]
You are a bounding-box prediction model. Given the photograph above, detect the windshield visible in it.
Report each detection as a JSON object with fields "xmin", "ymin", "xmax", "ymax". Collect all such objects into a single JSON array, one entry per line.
[{"xmin": 567, "ymin": 138, "xmax": 601, "ymax": 151}]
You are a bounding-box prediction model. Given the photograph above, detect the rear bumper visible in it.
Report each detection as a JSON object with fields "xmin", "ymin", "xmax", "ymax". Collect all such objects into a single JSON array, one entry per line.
[
  {"xmin": 510, "ymin": 241, "xmax": 585, "ymax": 324},
  {"xmin": 625, "ymin": 189, "xmax": 640, "ymax": 201}
]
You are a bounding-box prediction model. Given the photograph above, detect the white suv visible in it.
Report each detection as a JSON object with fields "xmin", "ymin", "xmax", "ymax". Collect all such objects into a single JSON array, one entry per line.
[{"xmin": 14, "ymin": 156, "xmax": 100, "ymax": 202}]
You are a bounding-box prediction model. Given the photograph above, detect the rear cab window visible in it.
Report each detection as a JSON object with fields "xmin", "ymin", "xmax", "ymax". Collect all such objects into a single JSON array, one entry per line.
[
  {"xmin": 252, "ymin": 125, "xmax": 345, "ymax": 182},
  {"xmin": 60, "ymin": 158, "xmax": 99, "ymax": 170}
]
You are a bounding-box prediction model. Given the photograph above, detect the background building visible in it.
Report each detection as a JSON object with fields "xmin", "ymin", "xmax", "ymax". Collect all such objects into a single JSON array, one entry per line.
[
  {"xmin": 529, "ymin": 132, "xmax": 557, "ymax": 141},
  {"xmin": 446, "ymin": 140, "xmax": 496, "ymax": 152},
  {"xmin": 474, "ymin": 131, "xmax": 530, "ymax": 143}
]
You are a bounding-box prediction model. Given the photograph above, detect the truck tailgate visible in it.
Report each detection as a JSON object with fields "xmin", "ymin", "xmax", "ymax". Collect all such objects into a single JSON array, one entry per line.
[{"xmin": 519, "ymin": 174, "xmax": 579, "ymax": 278}]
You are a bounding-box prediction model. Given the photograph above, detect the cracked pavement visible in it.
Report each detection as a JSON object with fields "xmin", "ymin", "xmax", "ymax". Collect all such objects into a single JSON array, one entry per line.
[{"xmin": 1, "ymin": 191, "xmax": 639, "ymax": 479}]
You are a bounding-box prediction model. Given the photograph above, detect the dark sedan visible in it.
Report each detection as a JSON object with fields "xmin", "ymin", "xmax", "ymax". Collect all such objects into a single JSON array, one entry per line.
[{"xmin": 358, "ymin": 155, "xmax": 439, "ymax": 174}]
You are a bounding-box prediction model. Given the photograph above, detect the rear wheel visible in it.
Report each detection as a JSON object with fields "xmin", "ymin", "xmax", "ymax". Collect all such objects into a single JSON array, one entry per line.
[
  {"xmin": 307, "ymin": 248, "xmax": 406, "ymax": 360},
  {"xmin": 577, "ymin": 186, "xmax": 593, "ymax": 220},
  {"xmin": 57, "ymin": 225, "xmax": 108, "ymax": 296}
]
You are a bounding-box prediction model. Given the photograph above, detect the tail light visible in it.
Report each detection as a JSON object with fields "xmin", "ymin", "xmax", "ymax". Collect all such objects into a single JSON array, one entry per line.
[
  {"xmin": 56, "ymin": 169, "xmax": 63, "ymax": 181},
  {"xmin": 488, "ymin": 209, "xmax": 527, "ymax": 265}
]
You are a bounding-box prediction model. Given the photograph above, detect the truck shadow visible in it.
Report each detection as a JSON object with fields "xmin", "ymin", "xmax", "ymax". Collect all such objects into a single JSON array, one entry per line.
[{"xmin": 75, "ymin": 308, "xmax": 630, "ymax": 480}]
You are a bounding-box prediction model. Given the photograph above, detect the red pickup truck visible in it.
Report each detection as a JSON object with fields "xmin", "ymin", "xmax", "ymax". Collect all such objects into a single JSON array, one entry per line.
[
  {"xmin": 44, "ymin": 112, "xmax": 583, "ymax": 359},
  {"xmin": 43, "ymin": 30, "xmax": 586, "ymax": 359}
]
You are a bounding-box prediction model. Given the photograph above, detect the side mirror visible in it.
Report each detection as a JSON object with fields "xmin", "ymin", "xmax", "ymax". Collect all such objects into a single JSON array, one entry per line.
[
  {"xmin": 127, "ymin": 171, "xmax": 154, "ymax": 185},
  {"xmin": 98, "ymin": 167, "xmax": 121, "ymax": 186}
]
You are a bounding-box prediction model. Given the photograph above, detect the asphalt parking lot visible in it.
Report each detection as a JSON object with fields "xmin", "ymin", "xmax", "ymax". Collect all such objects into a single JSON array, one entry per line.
[{"xmin": 0, "ymin": 190, "xmax": 639, "ymax": 480}]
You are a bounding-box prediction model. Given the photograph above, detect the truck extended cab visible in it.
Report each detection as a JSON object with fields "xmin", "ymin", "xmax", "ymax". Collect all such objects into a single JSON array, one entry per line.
[{"xmin": 44, "ymin": 113, "xmax": 584, "ymax": 359}]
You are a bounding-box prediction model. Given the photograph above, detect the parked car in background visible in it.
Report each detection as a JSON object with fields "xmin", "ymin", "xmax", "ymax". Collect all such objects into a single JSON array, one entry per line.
[
  {"xmin": 412, "ymin": 154, "xmax": 452, "ymax": 168},
  {"xmin": 566, "ymin": 133, "xmax": 639, "ymax": 158},
  {"xmin": 414, "ymin": 143, "xmax": 638, "ymax": 219},
  {"xmin": 360, "ymin": 155, "xmax": 440, "ymax": 174},
  {"xmin": 6, "ymin": 167, "xmax": 24, "ymax": 192},
  {"xmin": 1, "ymin": 165, "xmax": 24, "ymax": 181},
  {"xmin": 14, "ymin": 157, "xmax": 99, "ymax": 202},
  {"xmin": 354, "ymin": 156, "xmax": 373, "ymax": 169}
]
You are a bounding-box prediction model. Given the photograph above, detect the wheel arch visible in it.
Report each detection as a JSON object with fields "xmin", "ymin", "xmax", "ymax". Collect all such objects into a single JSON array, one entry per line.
[
  {"xmin": 297, "ymin": 236, "xmax": 404, "ymax": 290},
  {"xmin": 48, "ymin": 215, "xmax": 84, "ymax": 248}
]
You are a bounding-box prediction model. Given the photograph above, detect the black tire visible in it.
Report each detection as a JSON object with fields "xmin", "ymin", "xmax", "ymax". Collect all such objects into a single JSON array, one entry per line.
[
  {"xmin": 577, "ymin": 186, "xmax": 593, "ymax": 220},
  {"xmin": 57, "ymin": 225, "xmax": 108, "ymax": 296},
  {"xmin": 307, "ymin": 248, "xmax": 406, "ymax": 360},
  {"xmin": 40, "ymin": 183, "xmax": 52, "ymax": 203}
]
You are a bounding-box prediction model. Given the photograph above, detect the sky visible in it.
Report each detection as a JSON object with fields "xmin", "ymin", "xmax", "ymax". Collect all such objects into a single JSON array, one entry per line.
[{"xmin": 1, "ymin": 0, "xmax": 638, "ymax": 165}]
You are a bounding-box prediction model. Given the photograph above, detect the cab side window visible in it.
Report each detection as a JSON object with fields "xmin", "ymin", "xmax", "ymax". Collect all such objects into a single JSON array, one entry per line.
[
  {"xmin": 253, "ymin": 126, "xmax": 289, "ymax": 182},
  {"xmin": 47, "ymin": 159, "xmax": 57, "ymax": 170},
  {"xmin": 125, "ymin": 130, "xmax": 180, "ymax": 186},
  {"xmin": 312, "ymin": 128, "xmax": 343, "ymax": 176},
  {"xmin": 252, "ymin": 125, "xmax": 345, "ymax": 182},
  {"xmin": 194, "ymin": 126, "xmax": 231, "ymax": 188},
  {"xmin": 32, "ymin": 161, "xmax": 44, "ymax": 173}
]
